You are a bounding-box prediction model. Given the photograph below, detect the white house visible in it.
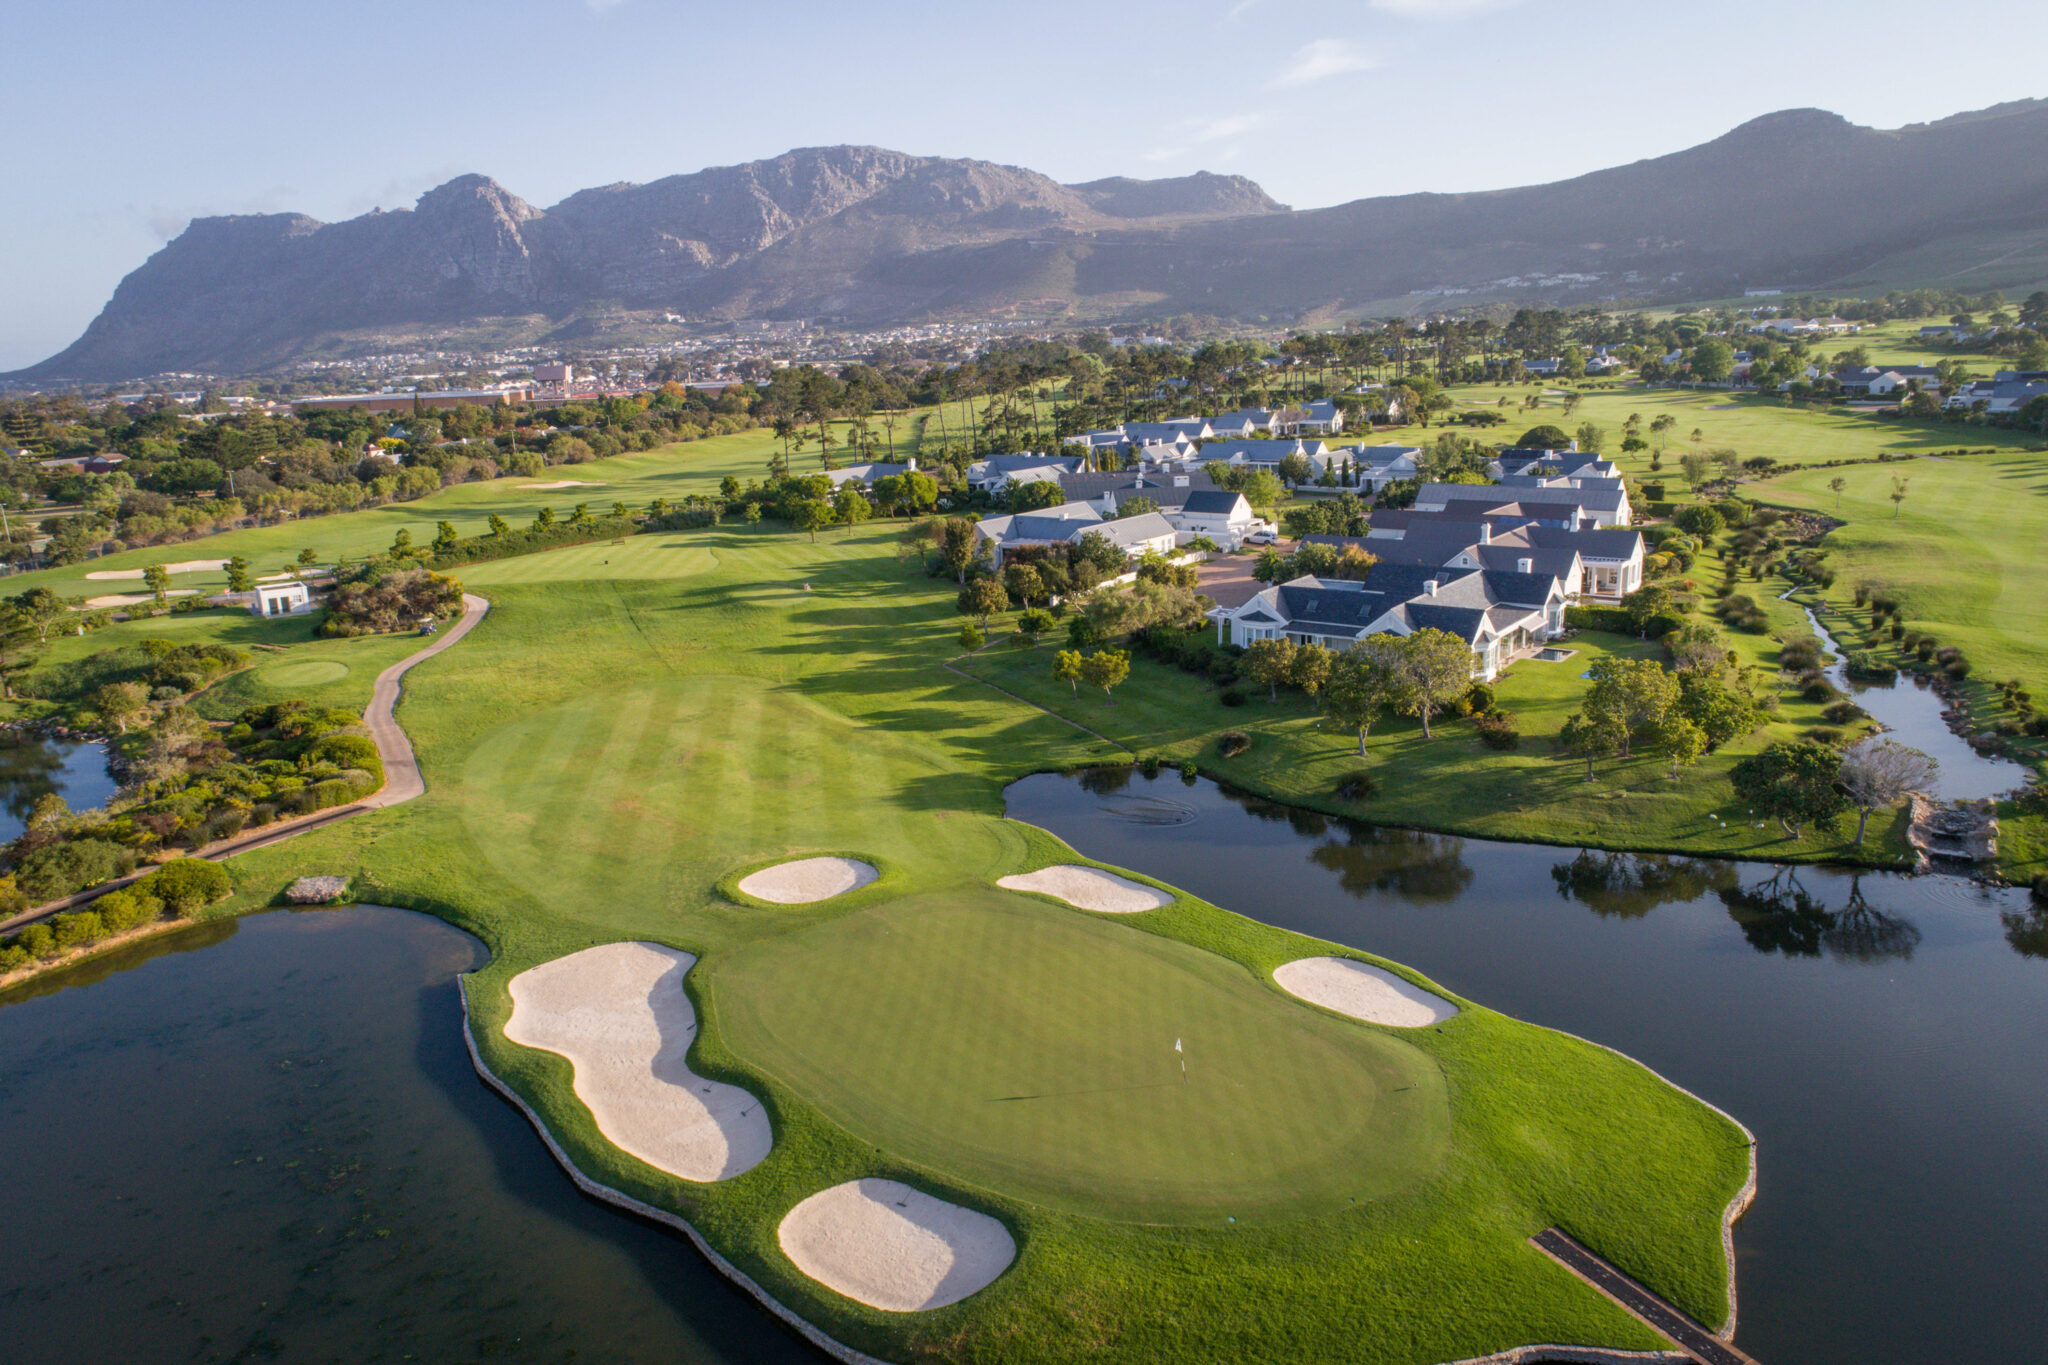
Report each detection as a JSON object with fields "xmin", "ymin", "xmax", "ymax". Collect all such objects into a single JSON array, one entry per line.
[
  {"xmin": 1208, "ymin": 563, "xmax": 1567, "ymax": 683},
  {"xmin": 972, "ymin": 501, "xmax": 1178, "ymax": 567},
  {"xmin": 1344, "ymin": 443, "xmax": 1422, "ymax": 492},
  {"xmin": 1274, "ymin": 399, "xmax": 1344, "ymax": 436},
  {"xmin": 1166, "ymin": 490, "xmax": 1259, "ymax": 549},
  {"xmin": 251, "ymin": 581, "xmax": 313, "ymax": 618}
]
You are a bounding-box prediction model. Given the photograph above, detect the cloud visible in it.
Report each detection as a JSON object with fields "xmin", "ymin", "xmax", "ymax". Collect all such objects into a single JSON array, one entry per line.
[
  {"xmin": 1274, "ymin": 38, "xmax": 1376, "ymax": 86},
  {"xmin": 1226, "ymin": 0, "xmax": 1265, "ymax": 18},
  {"xmin": 1367, "ymin": 0, "xmax": 1522, "ymax": 17},
  {"xmin": 1191, "ymin": 112, "xmax": 1270, "ymax": 142},
  {"xmin": 1144, "ymin": 110, "xmax": 1272, "ymax": 164}
]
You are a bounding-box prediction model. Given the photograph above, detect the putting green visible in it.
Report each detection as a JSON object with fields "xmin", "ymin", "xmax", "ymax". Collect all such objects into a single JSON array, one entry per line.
[
  {"xmin": 259, "ymin": 659, "xmax": 350, "ymax": 688},
  {"xmin": 709, "ymin": 889, "xmax": 1449, "ymax": 1224}
]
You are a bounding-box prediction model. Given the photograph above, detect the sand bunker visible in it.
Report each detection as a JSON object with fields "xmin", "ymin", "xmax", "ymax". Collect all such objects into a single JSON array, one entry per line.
[
  {"xmin": 1274, "ymin": 957, "xmax": 1459, "ymax": 1028},
  {"xmin": 83, "ymin": 559, "xmax": 226, "ymax": 581},
  {"xmin": 778, "ymin": 1178, "xmax": 1015, "ymax": 1311},
  {"xmin": 83, "ymin": 590, "xmax": 198, "ymax": 608},
  {"xmin": 504, "ymin": 941, "xmax": 771, "ymax": 1181},
  {"xmin": 737, "ymin": 857, "xmax": 877, "ymax": 904},
  {"xmin": 520, "ymin": 479, "xmax": 606, "ymax": 490},
  {"xmin": 996, "ymin": 865, "xmax": 1172, "ymax": 913}
]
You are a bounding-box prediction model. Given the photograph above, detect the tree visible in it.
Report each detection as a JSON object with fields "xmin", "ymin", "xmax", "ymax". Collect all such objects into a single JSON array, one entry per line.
[
  {"xmin": 1004, "ymin": 563, "xmax": 1045, "ymax": 608},
  {"xmin": 1574, "ymin": 421, "xmax": 1606, "ymax": 455},
  {"xmin": 1679, "ymin": 450, "xmax": 1713, "ymax": 490},
  {"xmin": 143, "ymin": 563, "xmax": 172, "ymax": 605},
  {"xmin": 1654, "ymin": 713, "xmax": 1707, "ymax": 779},
  {"xmin": 1238, "ymin": 470, "xmax": 1286, "ymax": 511},
  {"xmin": 298, "ymin": 547, "xmax": 320, "ymax": 571},
  {"xmin": 832, "ymin": 487, "xmax": 871, "ymax": 532},
  {"xmin": 1007, "ymin": 478, "xmax": 1067, "ymax": 511},
  {"xmin": 1053, "ymin": 648, "xmax": 1086, "ymax": 695},
  {"xmin": 91, "ymin": 681, "xmax": 150, "ymax": 734},
  {"xmin": 1243, "ymin": 637, "xmax": 1298, "ymax": 702},
  {"xmin": 1560, "ymin": 708, "xmax": 1628, "ymax": 780},
  {"xmin": 1837, "ymin": 738, "xmax": 1937, "ymax": 845},
  {"xmin": 487, "ymin": 514, "xmax": 511, "ymax": 538},
  {"xmin": 937, "ymin": 518, "xmax": 981, "ymax": 584},
  {"xmin": 1731, "ymin": 740, "xmax": 1850, "ymax": 838},
  {"xmin": 1582, "ymin": 656, "xmax": 1679, "ymax": 758},
  {"xmin": 1516, "ymin": 424, "xmax": 1572, "ymax": 448},
  {"xmin": 534, "ymin": 506, "xmax": 556, "ymax": 531},
  {"xmin": 1666, "ymin": 621, "xmax": 1730, "ymax": 674},
  {"xmin": 1888, "ymin": 474, "xmax": 1910, "ymax": 518},
  {"xmin": 226, "ymin": 556, "xmax": 254, "ymax": 594},
  {"xmin": 1325, "ymin": 639, "xmax": 1403, "ymax": 755},
  {"xmin": 1620, "ymin": 585, "xmax": 1674, "ymax": 637},
  {"xmin": 1389, "ymin": 628, "xmax": 1478, "ymax": 739},
  {"xmin": 791, "ymin": 498, "xmax": 834, "ymax": 542},
  {"xmin": 1691, "ymin": 339, "xmax": 1736, "ymax": 384},
  {"xmin": 433, "ymin": 521, "xmax": 459, "ymax": 555},
  {"xmin": 13, "ymin": 587, "xmax": 72, "ymax": 644},
  {"xmin": 1828, "ymin": 475, "xmax": 1847, "ymax": 512},
  {"xmin": 1080, "ymin": 648, "xmax": 1131, "ymax": 702},
  {"xmin": 1291, "ymin": 641, "xmax": 1332, "ymax": 699},
  {"xmin": 959, "ymin": 578, "xmax": 1008, "ymax": 629}
]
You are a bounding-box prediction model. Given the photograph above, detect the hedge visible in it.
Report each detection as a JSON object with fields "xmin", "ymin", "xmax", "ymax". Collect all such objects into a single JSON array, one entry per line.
[{"xmin": 426, "ymin": 517, "xmax": 638, "ymax": 569}]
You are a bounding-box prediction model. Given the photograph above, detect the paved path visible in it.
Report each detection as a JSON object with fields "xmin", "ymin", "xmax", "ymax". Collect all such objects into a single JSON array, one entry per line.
[
  {"xmin": 0, "ymin": 595, "xmax": 491, "ymax": 934},
  {"xmin": 1530, "ymin": 1228, "xmax": 1759, "ymax": 1365}
]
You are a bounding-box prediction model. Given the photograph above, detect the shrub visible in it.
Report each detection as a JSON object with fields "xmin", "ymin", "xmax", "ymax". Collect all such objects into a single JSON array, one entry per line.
[
  {"xmin": 1218, "ymin": 730, "xmax": 1251, "ymax": 757},
  {"xmin": 0, "ymin": 943, "xmax": 28, "ymax": 973},
  {"xmin": 1140, "ymin": 757, "xmax": 1162, "ymax": 778},
  {"xmin": 1016, "ymin": 607, "xmax": 1055, "ymax": 641},
  {"xmin": 306, "ymin": 733, "xmax": 384, "ymax": 783},
  {"xmin": 1474, "ymin": 712, "xmax": 1521, "ymax": 750},
  {"xmin": 1915, "ymin": 639, "xmax": 1937, "ymax": 661},
  {"xmin": 1801, "ymin": 678, "xmax": 1841, "ymax": 703},
  {"xmin": 14, "ymin": 838, "xmax": 136, "ymax": 903},
  {"xmin": 1822, "ymin": 700, "xmax": 1866, "ymax": 725},
  {"xmin": 1946, "ymin": 658, "xmax": 1973, "ymax": 680},
  {"xmin": 18, "ymin": 922, "xmax": 59, "ymax": 960},
  {"xmin": 1844, "ymin": 652, "xmax": 1897, "ymax": 683},
  {"xmin": 144, "ymin": 858, "xmax": 232, "ymax": 917},
  {"xmin": 957, "ymin": 623, "xmax": 985, "ymax": 650},
  {"xmin": 1219, "ymin": 689, "xmax": 1246, "ymax": 708},
  {"xmin": 1465, "ymin": 682, "xmax": 1497, "ymax": 715},
  {"xmin": 1803, "ymin": 726, "xmax": 1851, "ymax": 746},
  {"xmin": 51, "ymin": 910, "xmax": 105, "ymax": 952},
  {"xmin": 95, "ymin": 886, "xmax": 165, "ymax": 932},
  {"xmin": 1179, "ymin": 760, "xmax": 1199, "ymax": 780},
  {"xmin": 1333, "ymin": 772, "xmax": 1379, "ymax": 801}
]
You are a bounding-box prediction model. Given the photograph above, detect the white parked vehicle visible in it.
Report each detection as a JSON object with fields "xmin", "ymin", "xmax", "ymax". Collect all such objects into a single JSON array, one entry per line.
[{"xmin": 1243, "ymin": 523, "xmax": 1280, "ymax": 546}]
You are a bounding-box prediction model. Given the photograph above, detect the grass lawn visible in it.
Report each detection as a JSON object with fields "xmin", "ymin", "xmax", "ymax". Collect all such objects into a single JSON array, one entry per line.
[{"xmin": 108, "ymin": 486, "xmax": 1754, "ymax": 1365}]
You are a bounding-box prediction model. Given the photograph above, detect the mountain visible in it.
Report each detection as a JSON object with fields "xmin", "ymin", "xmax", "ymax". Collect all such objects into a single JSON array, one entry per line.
[{"xmin": 17, "ymin": 101, "xmax": 2048, "ymax": 381}]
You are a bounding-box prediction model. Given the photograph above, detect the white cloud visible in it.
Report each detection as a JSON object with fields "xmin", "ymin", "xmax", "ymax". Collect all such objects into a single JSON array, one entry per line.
[
  {"xmin": 1274, "ymin": 38, "xmax": 1376, "ymax": 86},
  {"xmin": 1368, "ymin": 0, "xmax": 1522, "ymax": 18},
  {"xmin": 585, "ymin": 0, "xmax": 628, "ymax": 11},
  {"xmin": 1191, "ymin": 112, "xmax": 1269, "ymax": 142}
]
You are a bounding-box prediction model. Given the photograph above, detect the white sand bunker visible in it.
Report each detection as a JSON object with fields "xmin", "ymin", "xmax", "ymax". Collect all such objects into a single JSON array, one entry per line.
[
  {"xmin": 737, "ymin": 857, "xmax": 877, "ymax": 904},
  {"xmin": 504, "ymin": 941, "xmax": 771, "ymax": 1181},
  {"xmin": 520, "ymin": 479, "xmax": 606, "ymax": 490},
  {"xmin": 84, "ymin": 590, "xmax": 199, "ymax": 608},
  {"xmin": 996, "ymin": 865, "xmax": 1172, "ymax": 914},
  {"xmin": 1274, "ymin": 957, "xmax": 1459, "ymax": 1028},
  {"xmin": 84, "ymin": 559, "xmax": 226, "ymax": 581},
  {"xmin": 779, "ymin": 1179, "xmax": 1015, "ymax": 1311}
]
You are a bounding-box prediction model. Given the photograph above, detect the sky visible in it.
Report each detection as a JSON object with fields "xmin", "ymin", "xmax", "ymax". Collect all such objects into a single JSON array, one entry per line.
[{"xmin": 5, "ymin": 0, "xmax": 2044, "ymax": 371}]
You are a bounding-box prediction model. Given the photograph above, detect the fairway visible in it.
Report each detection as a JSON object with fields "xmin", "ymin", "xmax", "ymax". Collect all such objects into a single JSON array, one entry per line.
[{"xmin": 710, "ymin": 890, "xmax": 1449, "ymax": 1224}]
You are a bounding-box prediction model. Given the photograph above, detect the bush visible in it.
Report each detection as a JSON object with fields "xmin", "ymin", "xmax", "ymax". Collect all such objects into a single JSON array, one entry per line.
[
  {"xmin": 1946, "ymin": 658, "xmax": 1973, "ymax": 680},
  {"xmin": 1803, "ymin": 726, "xmax": 1851, "ymax": 746},
  {"xmin": 1219, "ymin": 689, "xmax": 1246, "ymax": 708},
  {"xmin": 51, "ymin": 910, "xmax": 105, "ymax": 952},
  {"xmin": 95, "ymin": 885, "xmax": 165, "ymax": 932},
  {"xmin": 1822, "ymin": 700, "xmax": 1866, "ymax": 725},
  {"xmin": 1218, "ymin": 730, "xmax": 1250, "ymax": 757},
  {"xmin": 306, "ymin": 733, "xmax": 385, "ymax": 784},
  {"xmin": 16, "ymin": 922, "xmax": 56, "ymax": 960},
  {"xmin": 958, "ymin": 623, "xmax": 985, "ymax": 650},
  {"xmin": 14, "ymin": 838, "xmax": 137, "ymax": 903},
  {"xmin": 1140, "ymin": 757, "xmax": 1162, "ymax": 778},
  {"xmin": 1801, "ymin": 678, "xmax": 1841, "ymax": 703},
  {"xmin": 144, "ymin": 858, "xmax": 232, "ymax": 917},
  {"xmin": 1179, "ymin": 760, "xmax": 1199, "ymax": 780},
  {"xmin": 1333, "ymin": 772, "xmax": 1379, "ymax": 801},
  {"xmin": 1474, "ymin": 712, "xmax": 1521, "ymax": 750},
  {"xmin": 1844, "ymin": 651, "xmax": 1897, "ymax": 683},
  {"xmin": 1464, "ymin": 682, "xmax": 1497, "ymax": 716}
]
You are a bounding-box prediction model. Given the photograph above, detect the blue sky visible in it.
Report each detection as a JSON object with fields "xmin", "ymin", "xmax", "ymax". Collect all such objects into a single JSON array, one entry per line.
[{"xmin": 6, "ymin": 0, "xmax": 2044, "ymax": 371}]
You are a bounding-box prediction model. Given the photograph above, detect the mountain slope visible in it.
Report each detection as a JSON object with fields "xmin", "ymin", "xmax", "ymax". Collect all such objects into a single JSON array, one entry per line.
[{"xmin": 17, "ymin": 100, "xmax": 2048, "ymax": 381}]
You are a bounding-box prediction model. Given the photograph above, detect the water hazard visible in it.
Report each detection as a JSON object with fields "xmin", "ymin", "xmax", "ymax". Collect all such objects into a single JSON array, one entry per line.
[
  {"xmin": 1781, "ymin": 589, "xmax": 2027, "ymax": 801},
  {"xmin": 0, "ymin": 730, "xmax": 118, "ymax": 843},
  {"xmin": 0, "ymin": 905, "xmax": 816, "ymax": 1365},
  {"xmin": 1007, "ymin": 769, "xmax": 2048, "ymax": 1365}
]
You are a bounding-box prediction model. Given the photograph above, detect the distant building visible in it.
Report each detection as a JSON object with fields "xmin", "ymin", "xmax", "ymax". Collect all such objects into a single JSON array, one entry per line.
[
  {"xmin": 251, "ymin": 581, "xmax": 313, "ymax": 618},
  {"xmin": 293, "ymin": 388, "xmax": 530, "ymax": 415},
  {"xmin": 533, "ymin": 363, "xmax": 575, "ymax": 385}
]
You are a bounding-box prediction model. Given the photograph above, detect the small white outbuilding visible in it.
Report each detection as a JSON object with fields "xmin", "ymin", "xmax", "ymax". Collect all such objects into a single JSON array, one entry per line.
[{"xmin": 251, "ymin": 581, "xmax": 312, "ymax": 617}]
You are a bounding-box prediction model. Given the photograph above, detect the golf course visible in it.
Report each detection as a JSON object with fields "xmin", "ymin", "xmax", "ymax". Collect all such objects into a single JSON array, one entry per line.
[{"xmin": 1, "ymin": 432, "xmax": 1758, "ymax": 1363}]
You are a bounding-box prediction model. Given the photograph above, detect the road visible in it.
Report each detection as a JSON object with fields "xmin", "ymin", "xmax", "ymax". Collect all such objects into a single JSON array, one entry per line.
[{"xmin": 1529, "ymin": 1227, "xmax": 1760, "ymax": 1365}]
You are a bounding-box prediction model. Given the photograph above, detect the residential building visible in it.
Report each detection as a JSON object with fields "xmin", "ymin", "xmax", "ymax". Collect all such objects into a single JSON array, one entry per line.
[
  {"xmin": 1408, "ymin": 478, "xmax": 1632, "ymax": 528},
  {"xmin": 965, "ymin": 453, "xmax": 1086, "ymax": 493},
  {"xmin": 1274, "ymin": 399, "xmax": 1344, "ymax": 436},
  {"xmin": 972, "ymin": 501, "xmax": 1177, "ymax": 567},
  {"xmin": 1311, "ymin": 514, "xmax": 1644, "ymax": 600},
  {"xmin": 1166, "ymin": 490, "xmax": 1260, "ymax": 549},
  {"xmin": 1207, "ymin": 562, "xmax": 1568, "ymax": 682}
]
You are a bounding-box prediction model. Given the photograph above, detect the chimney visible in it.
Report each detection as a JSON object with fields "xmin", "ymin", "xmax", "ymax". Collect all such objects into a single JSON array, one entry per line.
[
  {"xmin": 1423, "ymin": 579, "xmax": 1439, "ymax": 596},
  {"xmin": 1479, "ymin": 522, "xmax": 1491, "ymax": 543},
  {"xmin": 1517, "ymin": 557, "xmax": 1533, "ymax": 574}
]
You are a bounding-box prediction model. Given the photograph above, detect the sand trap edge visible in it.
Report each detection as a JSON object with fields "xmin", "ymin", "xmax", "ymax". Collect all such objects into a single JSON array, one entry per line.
[
  {"xmin": 778, "ymin": 1178, "xmax": 1017, "ymax": 1312},
  {"xmin": 726, "ymin": 854, "xmax": 882, "ymax": 906},
  {"xmin": 995, "ymin": 865, "xmax": 1174, "ymax": 914},
  {"xmin": 1274, "ymin": 957, "xmax": 1460, "ymax": 1028},
  {"xmin": 458, "ymin": 979, "xmax": 895, "ymax": 1365}
]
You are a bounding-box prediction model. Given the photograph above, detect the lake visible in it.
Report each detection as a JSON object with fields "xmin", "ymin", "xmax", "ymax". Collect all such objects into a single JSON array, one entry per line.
[
  {"xmin": 0, "ymin": 905, "xmax": 816, "ymax": 1365},
  {"xmin": 0, "ymin": 731, "xmax": 119, "ymax": 844},
  {"xmin": 1006, "ymin": 769, "xmax": 2048, "ymax": 1365}
]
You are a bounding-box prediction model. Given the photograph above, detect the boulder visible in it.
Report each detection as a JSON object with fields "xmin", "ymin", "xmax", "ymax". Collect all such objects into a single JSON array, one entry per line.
[{"xmin": 286, "ymin": 875, "xmax": 350, "ymax": 904}]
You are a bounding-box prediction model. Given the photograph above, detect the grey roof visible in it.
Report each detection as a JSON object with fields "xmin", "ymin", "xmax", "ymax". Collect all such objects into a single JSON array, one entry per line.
[
  {"xmin": 1177, "ymin": 489, "xmax": 1249, "ymax": 516},
  {"xmin": 1212, "ymin": 408, "xmax": 1277, "ymax": 430},
  {"xmin": 977, "ymin": 502, "xmax": 1102, "ymax": 541},
  {"xmin": 1124, "ymin": 420, "xmax": 1208, "ymax": 443},
  {"xmin": 1419, "ymin": 481, "xmax": 1626, "ymax": 517},
  {"xmin": 1058, "ymin": 469, "xmax": 1220, "ymax": 506},
  {"xmin": 972, "ymin": 453, "xmax": 1085, "ymax": 476},
  {"xmin": 1201, "ymin": 438, "xmax": 1304, "ymax": 464},
  {"xmin": 1346, "ymin": 443, "xmax": 1421, "ymax": 468},
  {"xmin": 1252, "ymin": 564, "xmax": 1558, "ymax": 646},
  {"xmin": 1084, "ymin": 511, "xmax": 1178, "ymax": 547},
  {"xmin": 1303, "ymin": 531, "xmax": 1579, "ymax": 588}
]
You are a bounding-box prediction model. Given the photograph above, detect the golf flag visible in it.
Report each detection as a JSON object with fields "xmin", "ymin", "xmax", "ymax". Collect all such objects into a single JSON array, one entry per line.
[{"xmin": 1174, "ymin": 1038, "xmax": 1182, "ymax": 1053}]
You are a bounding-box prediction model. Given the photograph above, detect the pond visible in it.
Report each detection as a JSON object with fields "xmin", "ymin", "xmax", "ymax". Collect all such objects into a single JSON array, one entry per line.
[
  {"xmin": 0, "ymin": 905, "xmax": 816, "ymax": 1365},
  {"xmin": 1783, "ymin": 591, "xmax": 2028, "ymax": 801},
  {"xmin": 0, "ymin": 731, "xmax": 118, "ymax": 844},
  {"xmin": 1006, "ymin": 769, "xmax": 2048, "ymax": 1365}
]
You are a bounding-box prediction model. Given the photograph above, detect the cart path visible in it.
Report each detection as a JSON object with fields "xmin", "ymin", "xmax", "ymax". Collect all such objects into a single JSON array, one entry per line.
[
  {"xmin": 0, "ymin": 594, "xmax": 490, "ymax": 934},
  {"xmin": 1530, "ymin": 1227, "xmax": 1760, "ymax": 1365}
]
